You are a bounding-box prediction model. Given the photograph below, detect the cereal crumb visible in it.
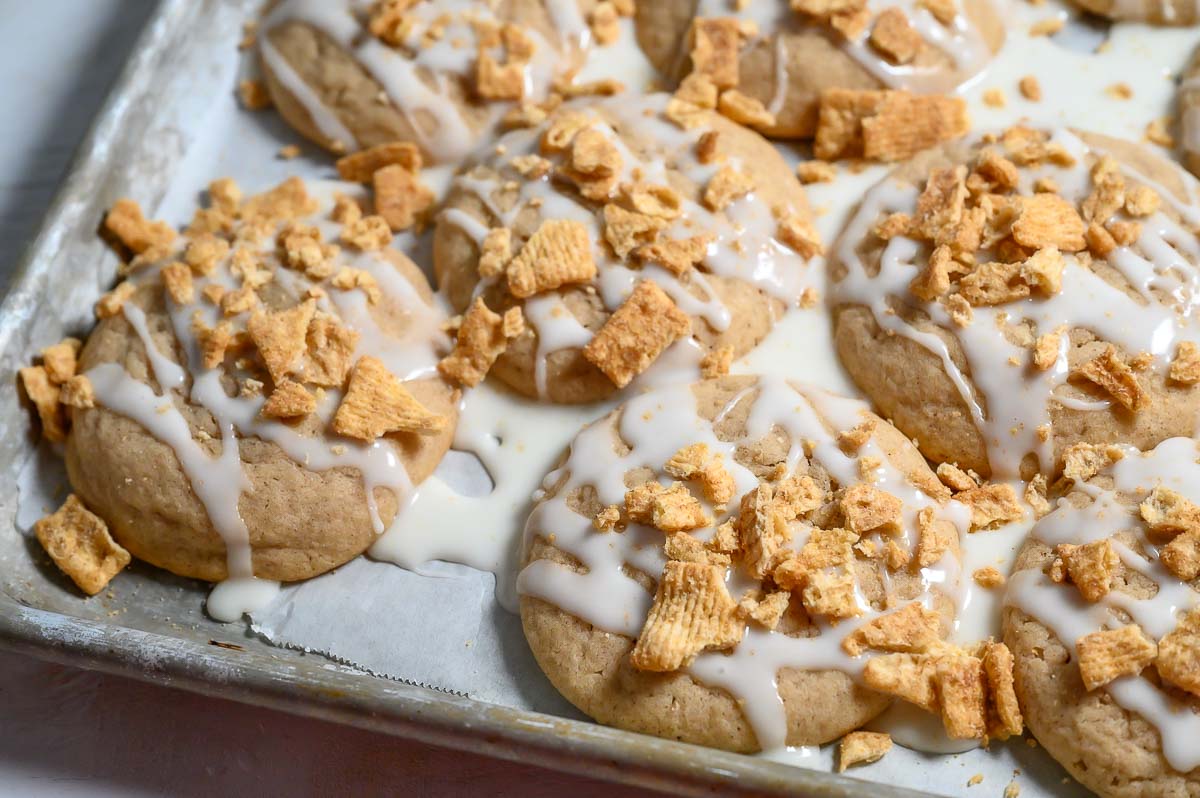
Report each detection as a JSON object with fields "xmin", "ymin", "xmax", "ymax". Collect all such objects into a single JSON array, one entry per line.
[
  {"xmin": 1018, "ymin": 76, "xmax": 1042, "ymax": 102},
  {"xmin": 837, "ymin": 731, "xmax": 892, "ymax": 771},
  {"xmin": 35, "ymin": 495, "xmax": 130, "ymax": 595},
  {"xmin": 333, "ymin": 356, "xmax": 448, "ymax": 440}
]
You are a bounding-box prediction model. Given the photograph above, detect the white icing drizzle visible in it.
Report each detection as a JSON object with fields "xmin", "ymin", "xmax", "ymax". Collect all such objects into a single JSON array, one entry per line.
[
  {"xmin": 694, "ymin": 0, "xmax": 995, "ymax": 97},
  {"xmin": 832, "ymin": 129, "xmax": 1200, "ymax": 478},
  {"xmin": 262, "ymin": 0, "xmax": 590, "ymax": 162},
  {"xmin": 1005, "ymin": 437, "xmax": 1200, "ymax": 772},
  {"xmin": 516, "ymin": 376, "xmax": 969, "ymax": 750},
  {"xmin": 82, "ymin": 187, "xmax": 447, "ymax": 621},
  {"xmin": 440, "ymin": 93, "xmax": 817, "ymax": 398}
]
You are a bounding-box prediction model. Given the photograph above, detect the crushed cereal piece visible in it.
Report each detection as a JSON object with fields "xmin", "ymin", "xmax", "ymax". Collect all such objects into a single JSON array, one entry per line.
[
  {"xmin": 701, "ymin": 345, "xmax": 734, "ymax": 378},
  {"xmin": 838, "ymin": 731, "xmax": 892, "ymax": 771},
  {"xmin": 333, "ymin": 356, "xmax": 448, "ymax": 439},
  {"xmin": 936, "ymin": 655, "xmax": 987, "ymax": 739},
  {"xmin": 1161, "ymin": 529, "xmax": 1200, "ymax": 580},
  {"xmin": 20, "ymin": 365, "xmax": 66, "ymax": 442},
  {"xmin": 583, "ymin": 281, "xmax": 691, "ymax": 388},
  {"xmin": 863, "ymin": 652, "xmax": 939, "ymax": 711},
  {"xmin": 870, "ymin": 8, "xmax": 921, "ymax": 64},
  {"xmin": 916, "ymin": 507, "xmax": 956, "ymax": 567},
  {"xmin": 1062, "ymin": 442, "xmax": 1124, "ymax": 483},
  {"xmin": 703, "ymin": 166, "xmax": 755, "ymax": 211},
  {"xmin": 335, "ymin": 141, "xmax": 422, "ymax": 182},
  {"xmin": 60, "ymin": 374, "xmax": 95, "ymax": 409},
  {"xmin": 247, "ymin": 300, "xmax": 316, "ymax": 383},
  {"xmin": 507, "ymin": 220, "xmax": 596, "ymax": 298},
  {"xmin": 983, "ymin": 641, "xmax": 1023, "ymax": 739},
  {"xmin": 589, "ymin": 1, "xmax": 620, "ymax": 44},
  {"xmin": 801, "ymin": 567, "xmax": 861, "ymax": 619},
  {"xmin": 219, "ymin": 284, "xmax": 259, "ymax": 317},
  {"xmin": 841, "ymin": 483, "xmax": 902, "ymax": 535},
  {"xmin": 40, "ymin": 338, "xmax": 81, "ymax": 385},
  {"xmin": 665, "ymin": 443, "xmax": 735, "ymax": 505},
  {"xmin": 1019, "ymin": 76, "xmax": 1042, "ymax": 101},
  {"xmin": 478, "ymin": 227, "xmax": 513, "ymax": 278},
  {"xmin": 374, "ymin": 164, "xmax": 434, "ymax": 231},
  {"xmin": 34, "ymin": 495, "xmax": 129, "ymax": 595},
  {"xmin": 1145, "ymin": 118, "xmax": 1174, "ymax": 148},
  {"xmin": 195, "ymin": 319, "xmax": 235, "ymax": 370},
  {"xmin": 594, "ymin": 505, "xmax": 621, "ymax": 532},
  {"xmin": 104, "ymin": 199, "xmax": 175, "ymax": 257},
  {"xmin": 973, "ymin": 567, "xmax": 1005, "ymax": 588},
  {"xmin": 1076, "ymin": 625, "xmax": 1157, "ymax": 691},
  {"xmin": 738, "ymin": 589, "xmax": 791, "ymax": 629},
  {"xmin": 1032, "ymin": 330, "xmax": 1060, "ymax": 371},
  {"xmin": 603, "ymin": 204, "xmax": 668, "ymax": 259},
  {"xmin": 438, "ymin": 298, "xmax": 524, "ymax": 388},
  {"xmin": 777, "ymin": 213, "xmax": 823, "ymax": 258},
  {"xmin": 341, "ymin": 214, "xmax": 393, "ymax": 251},
  {"xmin": 238, "ymin": 79, "xmax": 272, "ymax": 110},
  {"xmin": 843, "ymin": 602, "xmax": 942, "ymax": 656},
  {"xmin": 1028, "ymin": 16, "xmax": 1063, "ymax": 36},
  {"xmin": 982, "ymin": 88, "xmax": 1006, "ymax": 108},
  {"xmin": 1012, "ymin": 194, "xmax": 1085, "ymax": 252},
  {"xmin": 814, "ymin": 89, "xmax": 970, "ymax": 162},
  {"xmin": 958, "ymin": 483, "xmax": 1023, "ymax": 531},
  {"xmin": 303, "ymin": 313, "xmax": 360, "ymax": 387},
  {"xmin": 95, "ymin": 281, "xmax": 137, "ymax": 319},
  {"xmin": 1170, "ymin": 341, "xmax": 1200, "ymax": 384},
  {"xmin": 635, "ymin": 234, "xmax": 712, "ymax": 276},
  {"xmin": 331, "ymin": 267, "xmax": 382, "ymax": 304},
  {"xmin": 629, "ymin": 560, "xmax": 743, "ymax": 671},
  {"xmin": 184, "ymin": 233, "xmax": 230, "ymax": 276},
  {"xmin": 796, "ymin": 161, "xmax": 836, "ymax": 184},
  {"xmin": 1156, "ymin": 609, "xmax": 1200, "ymax": 697},
  {"xmin": 1106, "ymin": 82, "xmax": 1133, "ymax": 100},
  {"xmin": 1075, "ymin": 345, "xmax": 1144, "ymax": 412},
  {"xmin": 717, "ymin": 90, "xmax": 776, "ymax": 130},
  {"xmin": 689, "ymin": 18, "xmax": 741, "ymax": 89},
  {"xmin": 737, "ymin": 485, "xmax": 792, "ymax": 578},
  {"xmin": 936, "ymin": 462, "xmax": 977, "ymax": 492},
  {"xmin": 650, "ymin": 483, "xmax": 712, "ymax": 532},
  {"xmin": 1057, "ymin": 539, "xmax": 1119, "ymax": 601},
  {"xmin": 160, "ymin": 262, "xmax": 195, "ymax": 305},
  {"xmin": 1124, "ymin": 185, "xmax": 1160, "ymax": 218},
  {"xmin": 261, "ymin": 379, "xmax": 316, "ymax": 419}
]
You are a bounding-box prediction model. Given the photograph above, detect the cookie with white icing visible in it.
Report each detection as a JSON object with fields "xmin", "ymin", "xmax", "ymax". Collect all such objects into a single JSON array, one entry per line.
[
  {"xmin": 258, "ymin": 0, "xmax": 599, "ymax": 164},
  {"xmin": 1068, "ymin": 0, "xmax": 1198, "ymax": 24},
  {"xmin": 518, "ymin": 375, "xmax": 1002, "ymax": 752},
  {"xmin": 64, "ymin": 178, "xmax": 458, "ymax": 584},
  {"xmin": 830, "ymin": 126, "xmax": 1200, "ymax": 481},
  {"xmin": 1003, "ymin": 437, "xmax": 1200, "ymax": 798},
  {"xmin": 633, "ymin": 0, "xmax": 1004, "ymax": 139},
  {"xmin": 434, "ymin": 94, "xmax": 821, "ymax": 403}
]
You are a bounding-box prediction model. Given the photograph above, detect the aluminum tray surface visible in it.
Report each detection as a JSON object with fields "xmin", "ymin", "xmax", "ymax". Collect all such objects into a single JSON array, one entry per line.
[{"xmin": 0, "ymin": 1, "xmax": 916, "ymax": 794}]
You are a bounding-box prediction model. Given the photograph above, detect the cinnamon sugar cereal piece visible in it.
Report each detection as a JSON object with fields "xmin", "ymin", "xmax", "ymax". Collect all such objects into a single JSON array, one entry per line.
[
  {"xmin": 1032, "ymin": 330, "xmax": 1060, "ymax": 371},
  {"xmin": 507, "ymin": 220, "xmax": 596, "ymax": 299},
  {"xmin": 863, "ymin": 653, "xmax": 939, "ymax": 711},
  {"xmin": 335, "ymin": 141, "xmax": 422, "ymax": 182},
  {"xmin": 1028, "ymin": 16, "xmax": 1064, "ymax": 36},
  {"xmin": 219, "ymin": 284, "xmax": 259, "ymax": 317},
  {"xmin": 774, "ymin": 474, "xmax": 826, "ymax": 518},
  {"xmin": 95, "ymin": 281, "xmax": 136, "ymax": 319},
  {"xmin": 936, "ymin": 655, "xmax": 987, "ymax": 739},
  {"xmin": 982, "ymin": 88, "xmax": 1006, "ymax": 108},
  {"xmin": 700, "ymin": 345, "xmax": 734, "ymax": 379},
  {"xmin": 60, "ymin": 374, "xmax": 95, "ymax": 409},
  {"xmin": 717, "ymin": 90, "xmax": 776, "ymax": 130},
  {"xmin": 1076, "ymin": 625, "xmax": 1157, "ymax": 691},
  {"xmin": 1056, "ymin": 539, "xmax": 1119, "ymax": 601},
  {"xmin": 40, "ymin": 338, "xmax": 81, "ymax": 385},
  {"xmin": 1021, "ymin": 247, "xmax": 1064, "ymax": 295},
  {"xmin": 838, "ymin": 418, "xmax": 877, "ymax": 452},
  {"xmin": 1019, "ymin": 76, "xmax": 1042, "ymax": 101},
  {"xmin": 936, "ymin": 462, "xmax": 977, "ymax": 492},
  {"xmin": 737, "ymin": 485, "xmax": 791, "ymax": 578},
  {"xmin": 843, "ymin": 602, "xmax": 942, "ymax": 656},
  {"xmin": 650, "ymin": 484, "xmax": 712, "ymax": 532},
  {"xmin": 261, "ymin": 379, "xmax": 316, "ymax": 419},
  {"xmin": 689, "ymin": 18, "xmax": 742, "ymax": 89},
  {"xmin": 438, "ymin": 298, "xmax": 524, "ymax": 387},
  {"xmin": 916, "ymin": 507, "xmax": 956, "ymax": 567},
  {"xmin": 709, "ymin": 519, "xmax": 740, "ymax": 556},
  {"xmin": 1062, "ymin": 442, "xmax": 1124, "ymax": 482},
  {"xmin": 594, "ymin": 505, "xmax": 621, "ymax": 532},
  {"xmin": 983, "ymin": 641, "xmax": 1024, "ymax": 739},
  {"xmin": 738, "ymin": 589, "xmax": 790, "ymax": 629},
  {"xmin": 1011, "ymin": 194, "xmax": 1085, "ymax": 251},
  {"xmin": 247, "ymin": 300, "xmax": 316, "ymax": 383},
  {"xmin": 331, "ymin": 267, "xmax": 382, "ymax": 304},
  {"xmin": 1075, "ymin": 345, "xmax": 1144, "ymax": 412},
  {"xmin": 1156, "ymin": 610, "xmax": 1200, "ymax": 697},
  {"xmin": 973, "ymin": 566, "xmax": 1005, "ymax": 588},
  {"xmin": 703, "ymin": 166, "xmax": 755, "ymax": 211},
  {"xmin": 589, "ymin": 1, "xmax": 621, "ymax": 45},
  {"xmin": 334, "ymin": 356, "xmax": 448, "ymax": 440},
  {"xmin": 774, "ymin": 527, "xmax": 855, "ymax": 589},
  {"xmin": 841, "ymin": 483, "xmax": 902, "ymax": 535},
  {"xmin": 623, "ymin": 183, "xmax": 683, "ymax": 219},
  {"xmin": 665, "ymin": 531, "xmax": 727, "ymax": 564},
  {"xmin": 1142, "ymin": 485, "xmax": 1200, "ymax": 537},
  {"xmin": 1025, "ymin": 474, "xmax": 1051, "ymax": 518},
  {"xmin": 1124, "ymin": 185, "xmax": 1160, "ymax": 218},
  {"xmin": 696, "ymin": 130, "xmax": 722, "ymax": 163},
  {"xmin": 1170, "ymin": 341, "xmax": 1200, "ymax": 384},
  {"xmin": 801, "ymin": 567, "xmax": 861, "ymax": 619},
  {"xmin": 158, "ymin": 262, "xmax": 194, "ymax": 306},
  {"xmin": 665, "ymin": 443, "xmax": 735, "ymax": 505},
  {"xmin": 838, "ymin": 731, "xmax": 892, "ymax": 772},
  {"xmin": 238, "ymin": 79, "xmax": 272, "ymax": 110},
  {"xmin": 624, "ymin": 481, "xmax": 668, "ymax": 523},
  {"xmin": 958, "ymin": 261, "xmax": 1028, "ymax": 307},
  {"xmin": 796, "ymin": 161, "xmax": 836, "ymax": 184},
  {"xmin": 870, "ymin": 8, "xmax": 921, "ymax": 64},
  {"xmin": 635, "ymin": 235, "xmax": 712, "ymax": 276},
  {"xmin": 478, "ymin": 227, "xmax": 514, "ymax": 279},
  {"xmin": 241, "ymin": 177, "xmax": 319, "ymax": 225},
  {"xmin": 184, "ymin": 233, "xmax": 230, "ymax": 276},
  {"xmin": 341, "ymin": 214, "xmax": 393, "ymax": 251},
  {"xmin": 1106, "ymin": 82, "xmax": 1133, "ymax": 100},
  {"xmin": 304, "ymin": 313, "xmax": 360, "ymax": 387},
  {"xmin": 917, "ymin": 0, "xmax": 957, "ymax": 23},
  {"xmin": 815, "ymin": 90, "xmax": 969, "ymax": 163},
  {"xmin": 195, "ymin": 318, "xmax": 235, "ymax": 369},
  {"xmin": 629, "ymin": 560, "xmax": 742, "ymax": 671},
  {"xmin": 104, "ymin": 199, "xmax": 175, "ymax": 257},
  {"xmin": 945, "ymin": 294, "xmax": 972, "ymax": 327},
  {"xmin": 20, "ymin": 365, "xmax": 66, "ymax": 442},
  {"xmin": 583, "ymin": 281, "xmax": 691, "ymax": 388},
  {"xmin": 1085, "ymin": 222, "xmax": 1117, "ymax": 258},
  {"xmin": 1145, "ymin": 118, "xmax": 1174, "ymax": 148},
  {"xmin": 603, "ymin": 204, "xmax": 668, "ymax": 259},
  {"xmin": 374, "ymin": 164, "xmax": 434, "ymax": 231},
  {"xmin": 1106, "ymin": 219, "xmax": 1141, "ymax": 247},
  {"xmin": 777, "ymin": 213, "xmax": 824, "ymax": 258},
  {"xmin": 475, "ymin": 27, "xmax": 534, "ymax": 101},
  {"xmin": 34, "ymin": 495, "xmax": 130, "ymax": 595},
  {"xmin": 829, "ymin": 6, "xmax": 871, "ymax": 38},
  {"xmin": 1161, "ymin": 530, "xmax": 1200, "ymax": 580},
  {"xmin": 958, "ymin": 483, "xmax": 1023, "ymax": 531},
  {"xmin": 542, "ymin": 110, "xmax": 593, "ymax": 153}
]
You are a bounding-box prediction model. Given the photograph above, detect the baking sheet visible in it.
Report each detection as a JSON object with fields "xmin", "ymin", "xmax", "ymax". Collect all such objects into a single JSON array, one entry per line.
[{"xmin": 1, "ymin": 0, "xmax": 1197, "ymax": 795}]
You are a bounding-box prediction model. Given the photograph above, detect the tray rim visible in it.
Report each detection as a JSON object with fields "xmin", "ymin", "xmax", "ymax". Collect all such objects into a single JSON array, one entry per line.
[{"xmin": 0, "ymin": 2, "xmax": 932, "ymax": 795}]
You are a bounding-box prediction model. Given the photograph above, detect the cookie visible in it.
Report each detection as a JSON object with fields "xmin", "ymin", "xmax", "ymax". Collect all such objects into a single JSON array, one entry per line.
[
  {"xmin": 830, "ymin": 126, "xmax": 1200, "ymax": 480},
  {"xmin": 433, "ymin": 94, "xmax": 821, "ymax": 403},
  {"xmin": 258, "ymin": 0, "xmax": 599, "ymax": 163},
  {"xmin": 1067, "ymin": 0, "xmax": 1198, "ymax": 24},
  {"xmin": 633, "ymin": 0, "xmax": 1004, "ymax": 139},
  {"xmin": 1004, "ymin": 437, "xmax": 1200, "ymax": 798},
  {"xmin": 63, "ymin": 178, "xmax": 457, "ymax": 584},
  {"xmin": 518, "ymin": 375, "xmax": 1002, "ymax": 752},
  {"xmin": 1182, "ymin": 47, "xmax": 1200, "ymax": 178}
]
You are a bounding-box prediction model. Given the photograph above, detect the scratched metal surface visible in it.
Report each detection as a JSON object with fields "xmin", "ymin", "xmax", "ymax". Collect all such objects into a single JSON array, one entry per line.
[{"xmin": 0, "ymin": 1, "xmax": 926, "ymax": 794}]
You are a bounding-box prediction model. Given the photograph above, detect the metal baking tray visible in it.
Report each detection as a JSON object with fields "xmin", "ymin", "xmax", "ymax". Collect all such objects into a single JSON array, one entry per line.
[{"xmin": 0, "ymin": 0, "xmax": 924, "ymax": 794}]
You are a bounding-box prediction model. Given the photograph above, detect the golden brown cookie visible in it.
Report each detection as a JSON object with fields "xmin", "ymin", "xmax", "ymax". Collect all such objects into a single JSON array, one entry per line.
[
  {"xmin": 634, "ymin": 0, "xmax": 1004, "ymax": 139},
  {"xmin": 434, "ymin": 94, "xmax": 821, "ymax": 403},
  {"xmin": 518, "ymin": 375, "xmax": 1004, "ymax": 752},
  {"xmin": 1004, "ymin": 437, "xmax": 1200, "ymax": 798},
  {"xmin": 64, "ymin": 178, "xmax": 457, "ymax": 584},
  {"xmin": 830, "ymin": 126, "xmax": 1200, "ymax": 480},
  {"xmin": 258, "ymin": 0, "xmax": 604, "ymax": 163}
]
